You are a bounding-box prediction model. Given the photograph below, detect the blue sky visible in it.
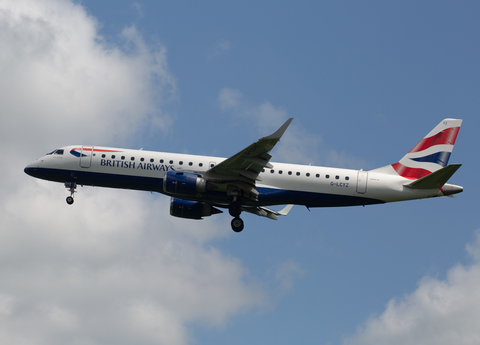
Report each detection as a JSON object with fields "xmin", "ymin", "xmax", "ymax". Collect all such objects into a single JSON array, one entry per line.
[{"xmin": 1, "ymin": 1, "xmax": 480, "ymax": 344}]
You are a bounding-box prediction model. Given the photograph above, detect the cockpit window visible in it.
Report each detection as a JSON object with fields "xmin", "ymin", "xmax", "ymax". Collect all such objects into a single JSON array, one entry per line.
[{"xmin": 46, "ymin": 149, "xmax": 64, "ymax": 155}]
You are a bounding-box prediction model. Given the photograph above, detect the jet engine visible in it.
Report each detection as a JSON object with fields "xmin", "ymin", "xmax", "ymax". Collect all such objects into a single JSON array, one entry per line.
[
  {"xmin": 170, "ymin": 198, "xmax": 223, "ymax": 219},
  {"xmin": 163, "ymin": 171, "xmax": 207, "ymax": 195}
]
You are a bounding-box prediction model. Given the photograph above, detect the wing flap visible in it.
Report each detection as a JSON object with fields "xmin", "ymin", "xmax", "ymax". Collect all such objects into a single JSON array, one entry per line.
[
  {"xmin": 232, "ymin": 169, "xmax": 263, "ymax": 181},
  {"xmin": 245, "ymin": 157, "xmax": 273, "ymax": 169}
]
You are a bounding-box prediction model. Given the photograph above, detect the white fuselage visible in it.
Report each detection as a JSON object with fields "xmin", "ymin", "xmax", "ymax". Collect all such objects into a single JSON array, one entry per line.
[{"xmin": 25, "ymin": 145, "xmax": 449, "ymax": 208}]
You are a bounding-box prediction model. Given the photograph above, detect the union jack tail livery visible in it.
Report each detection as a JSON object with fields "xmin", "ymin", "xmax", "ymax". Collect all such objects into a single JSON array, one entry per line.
[{"xmin": 389, "ymin": 119, "xmax": 462, "ymax": 180}]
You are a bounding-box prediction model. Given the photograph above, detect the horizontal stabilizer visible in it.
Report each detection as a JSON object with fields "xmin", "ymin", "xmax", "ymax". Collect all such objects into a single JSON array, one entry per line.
[{"xmin": 405, "ymin": 164, "xmax": 461, "ymax": 189}]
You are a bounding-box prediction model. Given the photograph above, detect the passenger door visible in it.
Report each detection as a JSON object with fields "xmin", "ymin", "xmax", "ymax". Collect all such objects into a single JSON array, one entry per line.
[{"xmin": 80, "ymin": 146, "xmax": 93, "ymax": 168}]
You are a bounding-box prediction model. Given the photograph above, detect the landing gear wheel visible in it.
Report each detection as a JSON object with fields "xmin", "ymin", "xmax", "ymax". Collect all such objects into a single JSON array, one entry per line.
[
  {"xmin": 229, "ymin": 202, "xmax": 242, "ymax": 217},
  {"xmin": 231, "ymin": 217, "xmax": 244, "ymax": 232},
  {"xmin": 64, "ymin": 182, "xmax": 77, "ymax": 205}
]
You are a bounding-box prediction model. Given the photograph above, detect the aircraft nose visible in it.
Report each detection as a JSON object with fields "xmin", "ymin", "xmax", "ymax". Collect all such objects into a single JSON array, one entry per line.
[{"xmin": 24, "ymin": 160, "xmax": 43, "ymax": 177}]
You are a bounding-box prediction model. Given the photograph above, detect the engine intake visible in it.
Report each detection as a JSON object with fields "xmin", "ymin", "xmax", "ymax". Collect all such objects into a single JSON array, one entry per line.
[
  {"xmin": 163, "ymin": 171, "xmax": 207, "ymax": 195},
  {"xmin": 170, "ymin": 198, "xmax": 223, "ymax": 219}
]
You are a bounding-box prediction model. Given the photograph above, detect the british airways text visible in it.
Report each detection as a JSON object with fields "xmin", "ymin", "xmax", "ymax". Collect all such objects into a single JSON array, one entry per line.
[{"xmin": 100, "ymin": 159, "xmax": 175, "ymax": 171}]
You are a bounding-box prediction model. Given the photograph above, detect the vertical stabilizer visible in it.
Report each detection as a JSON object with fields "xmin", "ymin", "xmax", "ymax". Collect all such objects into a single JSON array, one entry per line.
[{"xmin": 374, "ymin": 119, "xmax": 462, "ymax": 179}]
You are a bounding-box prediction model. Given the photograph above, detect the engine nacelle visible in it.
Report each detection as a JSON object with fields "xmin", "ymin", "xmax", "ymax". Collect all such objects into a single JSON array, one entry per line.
[
  {"xmin": 170, "ymin": 198, "xmax": 222, "ymax": 219},
  {"xmin": 163, "ymin": 171, "xmax": 207, "ymax": 195}
]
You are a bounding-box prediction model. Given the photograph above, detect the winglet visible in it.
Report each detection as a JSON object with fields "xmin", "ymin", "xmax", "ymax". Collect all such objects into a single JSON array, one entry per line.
[
  {"xmin": 262, "ymin": 118, "xmax": 294, "ymax": 141},
  {"xmin": 262, "ymin": 204, "xmax": 294, "ymax": 220},
  {"xmin": 241, "ymin": 204, "xmax": 294, "ymax": 220},
  {"xmin": 276, "ymin": 204, "xmax": 294, "ymax": 216}
]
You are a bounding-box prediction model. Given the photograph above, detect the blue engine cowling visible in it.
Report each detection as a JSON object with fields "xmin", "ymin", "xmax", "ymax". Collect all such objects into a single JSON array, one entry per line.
[
  {"xmin": 163, "ymin": 171, "xmax": 207, "ymax": 195},
  {"xmin": 170, "ymin": 198, "xmax": 223, "ymax": 219}
]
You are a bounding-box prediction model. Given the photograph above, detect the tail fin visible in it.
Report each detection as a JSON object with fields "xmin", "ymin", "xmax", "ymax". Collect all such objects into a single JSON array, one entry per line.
[{"xmin": 375, "ymin": 119, "xmax": 462, "ymax": 179}]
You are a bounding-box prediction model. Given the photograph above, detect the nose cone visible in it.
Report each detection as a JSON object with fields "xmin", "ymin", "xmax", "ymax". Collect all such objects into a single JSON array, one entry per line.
[
  {"xmin": 442, "ymin": 183, "xmax": 463, "ymax": 196},
  {"xmin": 24, "ymin": 160, "xmax": 43, "ymax": 178}
]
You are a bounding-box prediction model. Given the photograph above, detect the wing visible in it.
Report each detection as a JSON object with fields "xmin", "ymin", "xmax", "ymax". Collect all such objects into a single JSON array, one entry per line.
[{"xmin": 204, "ymin": 118, "xmax": 293, "ymax": 201}]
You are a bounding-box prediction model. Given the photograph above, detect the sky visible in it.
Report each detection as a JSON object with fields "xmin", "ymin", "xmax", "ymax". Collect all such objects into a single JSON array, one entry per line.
[{"xmin": 1, "ymin": 0, "xmax": 480, "ymax": 344}]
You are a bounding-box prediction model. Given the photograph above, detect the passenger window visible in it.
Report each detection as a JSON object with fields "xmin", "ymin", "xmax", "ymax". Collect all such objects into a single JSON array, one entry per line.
[
  {"xmin": 306, "ymin": 173, "xmax": 310, "ymax": 177},
  {"xmin": 335, "ymin": 176, "xmax": 339, "ymax": 180},
  {"xmin": 131, "ymin": 157, "xmax": 135, "ymax": 161},
  {"xmin": 121, "ymin": 156, "xmax": 125, "ymax": 160},
  {"xmin": 199, "ymin": 163, "xmax": 203, "ymax": 167},
  {"xmin": 270, "ymin": 170, "xmax": 274, "ymax": 173},
  {"xmin": 288, "ymin": 171, "xmax": 292, "ymax": 175},
  {"xmin": 111, "ymin": 155, "xmax": 116, "ymax": 159},
  {"xmin": 279, "ymin": 170, "xmax": 283, "ymax": 174},
  {"xmin": 169, "ymin": 160, "xmax": 174, "ymax": 164},
  {"xmin": 189, "ymin": 162, "xmax": 193, "ymax": 166},
  {"xmin": 160, "ymin": 159, "xmax": 164, "ymax": 163},
  {"xmin": 326, "ymin": 175, "xmax": 330, "ymax": 179},
  {"xmin": 140, "ymin": 158, "xmax": 144, "ymax": 162},
  {"xmin": 316, "ymin": 174, "xmax": 320, "ymax": 178},
  {"xmin": 150, "ymin": 158, "xmax": 154, "ymax": 163},
  {"xmin": 296, "ymin": 172, "xmax": 300, "ymax": 176},
  {"xmin": 102, "ymin": 154, "xmax": 106, "ymax": 158},
  {"xmin": 345, "ymin": 176, "xmax": 350, "ymax": 180}
]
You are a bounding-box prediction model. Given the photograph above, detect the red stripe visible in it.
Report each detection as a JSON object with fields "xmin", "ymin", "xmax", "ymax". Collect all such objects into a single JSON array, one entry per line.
[
  {"xmin": 392, "ymin": 162, "xmax": 432, "ymax": 179},
  {"xmin": 72, "ymin": 148, "xmax": 122, "ymax": 153},
  {"xmin": 409, "ymin": 127, "xmax": 460, "ymax": 153}
]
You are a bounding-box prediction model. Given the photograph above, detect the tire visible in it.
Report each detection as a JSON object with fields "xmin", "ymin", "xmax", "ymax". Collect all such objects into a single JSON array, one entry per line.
[
  {"xmin": 231, "ymin": 217, "xmax": 244, "ymax": 232},
  {"xmin": 66, "ymin": 196, "xmax": 74, "ymax": 205}
]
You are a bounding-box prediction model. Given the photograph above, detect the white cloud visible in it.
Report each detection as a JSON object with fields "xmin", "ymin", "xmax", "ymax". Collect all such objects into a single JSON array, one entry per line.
[
  {"xmin": 325, "ymin": 149, "xmax": 373, "ymax": 170},
  {"xmin": 218, "ymin": 87, "xmax": 370, "ymax": 167},
  {"xmin": 275, "ymin": 260, "xmax": 306, "ymax": 294},
  {"xmin": 0, "ymin": 181, "xmax": 266, "ymax": 345},
  {"xmin": 207, "ymin": 39, "xmax": 231, "ymax": 60},
  {"xmin": 132, "ymin": 2, "xmax": 145, "ymax": 18},
  {"xmin": 0, "ymin": 1, "xmax": 268, "ymax": 344},
  {"xmin": 0, "ymin": 0, "xmax": 176, "ymax": 153},
  {"xmin": 218, "ymin": 87, "xmax": 243, "ymax": 111},
  {"xmin": 218, "ymin": 87, "xmax": 317, "ymax": 164},
  {"xmin": 344, "ymin": 230, "xmax": 480, "ymax": 345}
]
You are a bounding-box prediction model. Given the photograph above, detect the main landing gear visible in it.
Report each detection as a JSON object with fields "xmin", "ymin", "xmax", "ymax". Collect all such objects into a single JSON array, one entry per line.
[
  {"xmin": 231, "ymin": 217, "xmax": 244, "ymax": 232},
  {"xmin": 65, "ymin": 182, "xmax": 76, "ymax": 205},
  {"xmin": 229, "ymin": 201, "xmax": 244, "ymax": 232}
]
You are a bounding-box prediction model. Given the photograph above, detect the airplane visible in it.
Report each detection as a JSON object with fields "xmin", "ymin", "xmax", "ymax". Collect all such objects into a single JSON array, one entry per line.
[{"xmin": 24, "ymin": 118, "xmax": 463, "ymax": 232}]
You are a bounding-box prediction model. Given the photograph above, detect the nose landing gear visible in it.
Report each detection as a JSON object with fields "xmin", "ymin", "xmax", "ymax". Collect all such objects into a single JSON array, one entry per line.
[{"xmin": 65, "ymin": 182, "xmax": 76, "ymax": 205}]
